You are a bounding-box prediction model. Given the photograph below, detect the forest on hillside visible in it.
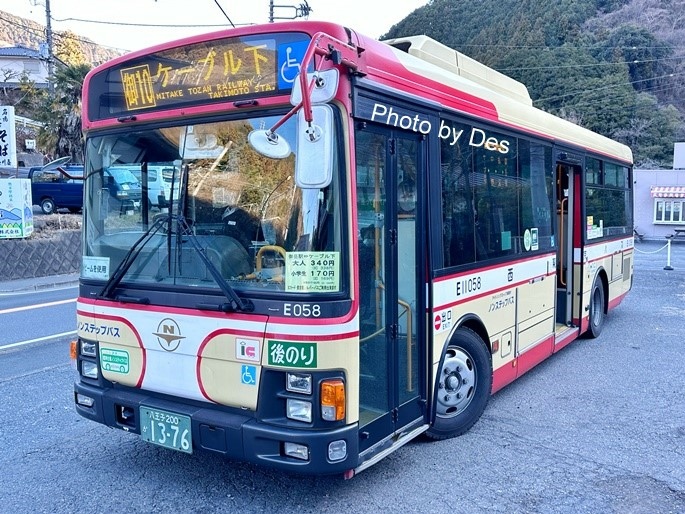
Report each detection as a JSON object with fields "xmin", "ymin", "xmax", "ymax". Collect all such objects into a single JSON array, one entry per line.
[{"xmin": 384, "ymin": 0, "xmax": 684, "ymax": 167}]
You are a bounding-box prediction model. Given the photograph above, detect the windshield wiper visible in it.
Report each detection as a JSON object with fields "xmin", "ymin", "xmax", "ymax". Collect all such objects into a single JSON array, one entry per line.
[
  {"xmin": 175, "ymin": 216, "xmax": 254, "ymax": 313},
  {"xmin": 98, "ymin": 215, "xmax": 167, "ymax": 300}
]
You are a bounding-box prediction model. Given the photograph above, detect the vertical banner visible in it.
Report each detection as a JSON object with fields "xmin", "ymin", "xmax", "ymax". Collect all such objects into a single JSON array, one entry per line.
[
  {"xmin": 0, "ymin": 106, "xmax": 17, "ymax": 170},
  {"xmin": 0, "ymin": 178, "xmax": 33, "ymax": 238}
]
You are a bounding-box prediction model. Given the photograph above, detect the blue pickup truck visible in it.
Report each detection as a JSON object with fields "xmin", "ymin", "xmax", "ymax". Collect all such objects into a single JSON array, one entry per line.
[
  {"xmin": 29, "ymin": 161, "xmax": 84, "ymax": 214},
  {"xmin": 29, "ymin": 159, "xmax": 144, "ymax": 215}
]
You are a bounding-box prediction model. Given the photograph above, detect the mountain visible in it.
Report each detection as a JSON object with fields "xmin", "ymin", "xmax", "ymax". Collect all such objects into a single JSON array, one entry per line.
[
  {"xmin": 0, "ymin": 10, "xmax": 121, "ymax": 66},
  {"xmin": 383, "ymin": 0, "xmax": 684, "ymax": 167}
]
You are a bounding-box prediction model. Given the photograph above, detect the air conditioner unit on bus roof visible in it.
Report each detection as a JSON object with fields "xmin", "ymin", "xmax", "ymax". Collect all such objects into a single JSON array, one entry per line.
[{"xmin": 384, "ymin": 35, "xmax": 533, "ymax": 107}]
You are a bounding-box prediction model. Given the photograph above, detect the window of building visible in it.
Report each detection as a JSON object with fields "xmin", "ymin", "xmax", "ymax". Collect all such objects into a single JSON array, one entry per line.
[
  {"xmin": 23, "ymin": 60, "xmax": 40, "ymax": 74},
  {"xmin": 654, "ymin": 199, "xmax": 684, "ymax": 223}
]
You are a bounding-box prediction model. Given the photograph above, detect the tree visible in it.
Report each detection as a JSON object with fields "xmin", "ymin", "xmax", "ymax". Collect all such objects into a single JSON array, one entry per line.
[
  {"xmin": 34, "ymin": 63, "xmax": 91, "ymax": 162},
  {"xmin": 54, "ymin": 30, "xmax": 88, "ymax": 66},
  {"xmin": 613, "ymin": 93, "xmax": 682, "ymax": 166}
]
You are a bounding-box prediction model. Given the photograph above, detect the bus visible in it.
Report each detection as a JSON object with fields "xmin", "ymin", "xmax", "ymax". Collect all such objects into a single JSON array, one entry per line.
[{"xmin": 72, "ymin": 21, "xmax": 633, "ymax": 477}]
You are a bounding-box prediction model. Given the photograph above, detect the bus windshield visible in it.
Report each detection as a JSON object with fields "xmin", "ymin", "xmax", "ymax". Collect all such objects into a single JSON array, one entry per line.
[{"xmin": 82, "ymin": 113, "xmax": 343, "ymax": 296}]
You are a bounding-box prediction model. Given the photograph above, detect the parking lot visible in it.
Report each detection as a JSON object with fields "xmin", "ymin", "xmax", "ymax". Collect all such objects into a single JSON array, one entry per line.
[{"xmin": 0, "ymin": 237, "xmax": 683, "ymax": 513}]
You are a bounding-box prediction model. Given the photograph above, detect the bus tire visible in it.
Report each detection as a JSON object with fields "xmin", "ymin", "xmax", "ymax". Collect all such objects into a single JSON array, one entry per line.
[
  {"xmin": 587, "ymin": 277, "xmax": 606, "ymax": 339},
  {"xmin": 426, "ymin": 327, "xmax": 492, "ymax": 440}
]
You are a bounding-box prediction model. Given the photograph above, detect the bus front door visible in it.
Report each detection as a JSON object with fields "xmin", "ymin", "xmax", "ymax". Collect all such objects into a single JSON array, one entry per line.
[{"xmin": 355, "ymin": 126, "xmax": 425, "ymax": 454}]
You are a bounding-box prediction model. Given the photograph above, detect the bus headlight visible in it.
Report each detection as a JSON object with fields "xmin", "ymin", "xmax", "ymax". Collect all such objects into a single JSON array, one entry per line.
[
  {"xmin": 81, "ymin": 361, "xmax": 99, "ymax": 379},
  {"xmin": 286, "ymin": 399, "xmax": 312, "ymax": 423},
  {"xmin": 286, "ymin": 372, "xmax": 312, "ymax": 394},
  {"xmin": 283, "ymin": 442, "xmax": 309, "ymax": 461},
  {"xmin": 80, "ymin": 340, "xmax": 97, "ymax": 357},
  {"xmin": 76, "ymin": 393, "xmax": 95, "ymax": 407},
  {"xmin": 321, "ymin": 379, "xmax": 345, "ymax": 421}
]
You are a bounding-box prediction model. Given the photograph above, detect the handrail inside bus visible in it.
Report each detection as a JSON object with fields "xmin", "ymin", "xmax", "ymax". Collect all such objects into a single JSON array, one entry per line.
[{"xmin": 559, "ymin": 197, "xmax": 567, "ymax": 287}]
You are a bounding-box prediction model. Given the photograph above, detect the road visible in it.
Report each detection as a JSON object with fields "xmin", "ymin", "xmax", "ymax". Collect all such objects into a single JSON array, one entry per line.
[
  {"xmin": 0, "ymin": 242, "xmax": 684, "ymax": 513},
  {"xmin": 0, "ymin": 284, "xmax": 77, "ymax": 350}
]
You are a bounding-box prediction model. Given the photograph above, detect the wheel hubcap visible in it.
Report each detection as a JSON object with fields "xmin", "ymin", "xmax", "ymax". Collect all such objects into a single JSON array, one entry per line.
[{"xmin": 436, "ymin": 347, "xmax": 476, "ymax": 417}]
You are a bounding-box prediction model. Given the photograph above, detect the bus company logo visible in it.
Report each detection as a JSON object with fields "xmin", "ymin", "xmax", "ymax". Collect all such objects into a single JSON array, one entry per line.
[{"xmin": 153, "ymin": 318, "xmax": 186, "ymax": 352}]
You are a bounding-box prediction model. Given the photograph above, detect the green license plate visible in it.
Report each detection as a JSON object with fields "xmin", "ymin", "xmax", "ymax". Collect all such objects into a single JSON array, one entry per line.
[{"xmin": 140, "ymin": 406, "xmax": 192, "ymax": 454}]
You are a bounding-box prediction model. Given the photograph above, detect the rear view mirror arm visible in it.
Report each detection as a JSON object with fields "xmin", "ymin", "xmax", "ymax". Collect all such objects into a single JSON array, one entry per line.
[{"xmin": 268, "ymin": 32, "xmax": 365, "ymax": 133}]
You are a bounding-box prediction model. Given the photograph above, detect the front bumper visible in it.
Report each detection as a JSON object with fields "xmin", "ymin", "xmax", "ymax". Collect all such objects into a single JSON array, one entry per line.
[{"xmin": 74, "ymin": 381, "xmax": 359, "ymax": 474}]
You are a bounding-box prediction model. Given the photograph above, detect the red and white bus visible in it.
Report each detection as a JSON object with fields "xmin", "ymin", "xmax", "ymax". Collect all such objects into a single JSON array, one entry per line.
[{"xmin": 72, "ymin": 21, "xmax": 633, "ymax": 477}]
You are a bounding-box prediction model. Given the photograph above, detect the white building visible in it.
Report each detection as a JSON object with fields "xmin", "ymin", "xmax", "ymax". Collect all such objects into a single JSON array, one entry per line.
[
  {"xmin": 0, "ymin": 45, "xmax": 49, "ymax": 87},
  {"xmin": 634, "ymin": 144, "xmax": 685, "ymax": 240}
]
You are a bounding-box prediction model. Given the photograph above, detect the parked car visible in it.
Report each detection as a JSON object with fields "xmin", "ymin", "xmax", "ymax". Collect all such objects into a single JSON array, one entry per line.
[
  {"xmin": 30, "ymin": 159, "xmax": 144, "ymax": 215},
  {"xmin": 103, "ymin": 166, "xmax": 143, "ymax": 212},
  {"xmin": 127, "ymin": 164, "xmax": 179, "ymax": 207},
  {"xmin": 29, "ymin": 159, "xmax": 84, "ymax": 214}
]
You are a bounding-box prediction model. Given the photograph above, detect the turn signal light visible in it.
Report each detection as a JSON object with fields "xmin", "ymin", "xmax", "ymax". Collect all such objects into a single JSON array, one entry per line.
[
  {"xmin": 70, "ymin": 340, "xmax": 78, "ymax": 360},
  {"xmin": 321, "ymin": 379, "xmax": 345, "ymax": 421}
]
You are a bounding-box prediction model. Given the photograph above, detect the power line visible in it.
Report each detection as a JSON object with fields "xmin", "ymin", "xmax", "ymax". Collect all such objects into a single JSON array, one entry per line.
[
  {"xmin": 212, "ymin": 0, "xmax": 235, "ymax": 28},
  {"xmin": 496, "ymin": 55, "xmax": 685, "ymax": 73},
  {"xmin": 51, "ymin": 16, "xmax": 239, "ymax": 28},
  {"xmin": 0, "ymin": 13, "xmax": 126, "ymax": 54},
  {"xmin": 533, "ymin": 71, "xmax": 685, "ymax": 105}
]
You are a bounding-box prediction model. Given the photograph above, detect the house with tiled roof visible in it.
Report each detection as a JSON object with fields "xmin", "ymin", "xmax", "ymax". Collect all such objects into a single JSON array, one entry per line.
[{"xmin": 0, "ymin": 45, "xmax": 49, "ymax": 87}]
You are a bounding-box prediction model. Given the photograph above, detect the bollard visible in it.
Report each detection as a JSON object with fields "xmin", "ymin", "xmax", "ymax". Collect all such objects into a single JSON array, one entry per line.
[{"xmin": 664, "ymin": 237, "xmax": 674, "ymax": 270}]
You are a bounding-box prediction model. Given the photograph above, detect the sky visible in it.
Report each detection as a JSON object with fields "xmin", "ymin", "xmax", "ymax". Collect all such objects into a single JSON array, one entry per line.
[{"xmin": 2, "ymin": 0, "xmax": 429, "ymax": 53}]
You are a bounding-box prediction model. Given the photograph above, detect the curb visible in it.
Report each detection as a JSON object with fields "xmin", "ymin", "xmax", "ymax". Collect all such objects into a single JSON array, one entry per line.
[{"xmin": 0, "ymin": 273, "xmax": 80, "ymax": 294}]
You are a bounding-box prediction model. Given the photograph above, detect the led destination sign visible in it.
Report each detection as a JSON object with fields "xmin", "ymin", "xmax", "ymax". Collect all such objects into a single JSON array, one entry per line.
[{"xmin": 87, "ymin": 34, "xmax": 311, "ymax": 121}]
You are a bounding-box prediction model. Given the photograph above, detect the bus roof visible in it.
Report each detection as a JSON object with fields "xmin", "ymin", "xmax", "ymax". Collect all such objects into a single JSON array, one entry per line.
[{"xmin": 378, "ymin": 35, "xmax": 632, "ymax": 164}]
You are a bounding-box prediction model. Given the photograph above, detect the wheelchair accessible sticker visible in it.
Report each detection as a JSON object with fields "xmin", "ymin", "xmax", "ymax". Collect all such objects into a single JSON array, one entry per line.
[
  {"xmin": 277, "ymin": 40, "xmax": 309, "ymax": 89},
  {"xmin": 241, "ymin": 365, "xmax": 257, "ymax": 386}
]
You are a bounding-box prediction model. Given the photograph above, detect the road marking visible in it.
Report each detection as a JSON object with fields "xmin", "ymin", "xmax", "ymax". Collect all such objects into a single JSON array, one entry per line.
[
  {"xmin": 0, "ymin": 298, "xmax": 76, "ymax": 315},
  {"xmin": 1, "ymin": 330, "xmax": 78, "ymax": 351}
]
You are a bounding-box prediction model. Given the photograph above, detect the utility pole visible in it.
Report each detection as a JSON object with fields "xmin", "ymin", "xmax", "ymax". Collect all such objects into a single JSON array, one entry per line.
[
  {"xmin": 32, "ymin": 0, "xmax": 55, "ymax": 92},
  {"xmin": 268, "ymin": 0, "xmax": 312, "ymax": 23},
  {"xmin": 45, "ymin": 0, "xmax": 54, "ymax": 93}
]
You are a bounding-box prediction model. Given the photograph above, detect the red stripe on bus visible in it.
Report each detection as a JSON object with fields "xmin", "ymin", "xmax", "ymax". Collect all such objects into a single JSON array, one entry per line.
[
  {"xmin": 433, "ymin": 252, "xmax": 555, "ymax": 283},
  {"xmin": 78, "ymin": 296, "xmax": 266, "ymax": 323},
  {"xmin": 264, "ymin": 330, "xmax": 359, "ymax": 342}
]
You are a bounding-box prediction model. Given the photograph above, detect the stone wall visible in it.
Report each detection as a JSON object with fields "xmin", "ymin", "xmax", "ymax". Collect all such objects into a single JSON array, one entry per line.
[{"xmin": 0, "ymin": 230, "xmax": 81, "ymax": 280}]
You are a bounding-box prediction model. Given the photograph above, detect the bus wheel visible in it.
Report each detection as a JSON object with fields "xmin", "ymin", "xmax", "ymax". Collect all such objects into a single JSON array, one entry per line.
[
  {"xmin": 587, "ymin": 277, "xmax": 606, "ymax": 338},
  {"xmin": 426, "ymin": 328, "xmax": 492, "ymax": 440}
]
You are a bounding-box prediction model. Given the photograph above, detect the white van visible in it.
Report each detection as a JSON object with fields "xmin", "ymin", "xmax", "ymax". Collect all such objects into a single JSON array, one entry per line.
[{"xmin": 129, "ymin": 165, "xmax": 179, "ymax": 207}]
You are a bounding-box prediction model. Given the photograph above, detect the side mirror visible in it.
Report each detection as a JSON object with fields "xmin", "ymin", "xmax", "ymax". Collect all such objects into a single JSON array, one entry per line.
[
  {"xmin": 295, "ymin": 105, "xmax": 334, "ymax": 189},
  {"xmin": 290, "ymin": 69, "xmax": 339, "ymax": 106}
]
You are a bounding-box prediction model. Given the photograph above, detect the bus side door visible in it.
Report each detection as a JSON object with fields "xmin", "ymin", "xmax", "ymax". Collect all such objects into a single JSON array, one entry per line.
[{"xmin": 355, "ymin": 123, "xmax": 426, "ymax": 453}]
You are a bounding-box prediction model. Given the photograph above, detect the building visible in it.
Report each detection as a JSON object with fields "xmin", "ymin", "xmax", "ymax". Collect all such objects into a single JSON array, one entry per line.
[
  {"xmin": 0, "ymin": 45, "xmax": 49, "ymax": 87},
  {"xmin": 634, "ymin": 143, "xmax": 685, "ymax": 240}
]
